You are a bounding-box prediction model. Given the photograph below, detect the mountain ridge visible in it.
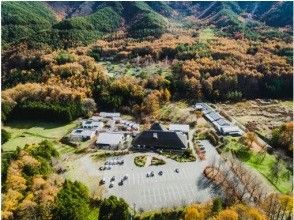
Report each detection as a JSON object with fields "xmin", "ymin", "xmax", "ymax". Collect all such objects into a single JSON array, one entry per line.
[{"xmin": 2, "ymin": 1, "xmax": 293, "ymax": 47}]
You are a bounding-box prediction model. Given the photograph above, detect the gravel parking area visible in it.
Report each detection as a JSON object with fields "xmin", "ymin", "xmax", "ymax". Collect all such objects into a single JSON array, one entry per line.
[{"xmin": 102, "ymin": 140, "xmax": 222, "ymax": 210}]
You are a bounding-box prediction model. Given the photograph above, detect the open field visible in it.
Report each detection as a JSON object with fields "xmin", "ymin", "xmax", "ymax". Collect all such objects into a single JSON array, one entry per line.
[
  {"xmin": 216, "ymin": 100, "xmax": 293, "ymax": 139},
  {"xmin": 2, "ymin": 120, "xmax": 79, "ymax": 153},
  {"xmin": 222, "ymin": 137, "xmax": 292, "ymax": 194},
  {"xmin": 99, "ymin": 61, "xmax": 172, "ymax": 78}
]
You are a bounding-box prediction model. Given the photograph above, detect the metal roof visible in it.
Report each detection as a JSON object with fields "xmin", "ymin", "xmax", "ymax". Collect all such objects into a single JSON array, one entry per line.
[
  {"xmin": 133, "ymin": 130, "xmax": 188, "ymax": 150},
  {"xmin": 99, "ymin": 112, "xmax": 121, "ymax": 117},
  {"xmin": 96, "ymin": 132, "xmax": 124, "ymax": 145},
  {"xmin": 150, "ymin": 123, "xmax": 166, "ymax": 131},
  {"xmin": 169, "ymin": 124, "xmax": 190, "ymax": 133}
]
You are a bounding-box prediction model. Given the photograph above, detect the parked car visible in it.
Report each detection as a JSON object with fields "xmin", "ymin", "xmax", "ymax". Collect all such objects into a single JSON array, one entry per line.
[
  {"xmin": 175, "ymin": 168, "xmax": 179, "ymax": 173},
  {"xmin": 146, "ymin": 173, "xmax": 149, "ymax": 177},
  {"xmin": 118, "ymin": 180, "xmax": 124, "ymax": 186},
  {"xmin": 105, "ymin": 166, "xmax": 111, "ymax": 170},
  {"xmin": 110, "ymin": 176, "xmax": 115, "ymax": 181},
  {"xmin": 150, "ymin": 171, "xmax": 154, "ymax": 177},
  {"xmin": 123, "ymin": 175, "xmax": 128, "ymax": 180},
  {"xmin": 100, "ymin": 179, "xmax": 105, "ymax": 185},
  {"xmin": 109, "ymin": 183, "xmax": 113, "ymax": 188},
  {"xmin": 158, "ymin": 171, "xmax": 163, "ymax": 176},
  {"xmin": 99, "ymin": 166, "xmax": 104, "ymax": 171}
]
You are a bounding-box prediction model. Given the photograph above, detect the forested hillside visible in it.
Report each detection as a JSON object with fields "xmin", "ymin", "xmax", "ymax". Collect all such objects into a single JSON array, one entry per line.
[
  {"xmin": 2, "ymin": 1, "xmax": 293, "ymax": 47},
  {"xmin": 1, "ymin": 1, "xmax": 293, "ymax": 123}
]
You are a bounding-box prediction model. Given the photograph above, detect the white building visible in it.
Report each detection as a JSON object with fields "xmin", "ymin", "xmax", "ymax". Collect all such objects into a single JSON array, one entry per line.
[
  {"xmin": 70, "ymin": 129, "xmax": 96, "ymax": 141},
  {"xmin": 220, "ymin": 126, "xmax": 242, "ymax": 136},
  {"xmin": 82, "ymin": 120, "xmax": 104, "ymax": 129},
  {"xmin": 169, "ymin": 124, "xmax": 190, "ymax": 136},
  {"xmin": 99, "ymin": 112, "xmax": 121, "ymax": 118},
  {"xmin": 96, "ymin": 132, "xmax": 125, "ymax": 149}
]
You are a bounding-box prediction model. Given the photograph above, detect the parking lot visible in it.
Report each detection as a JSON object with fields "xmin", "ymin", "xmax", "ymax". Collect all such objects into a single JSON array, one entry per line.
[{"xmin": 102, "ymin": 140, "xmax": 222, "ymax": 210}]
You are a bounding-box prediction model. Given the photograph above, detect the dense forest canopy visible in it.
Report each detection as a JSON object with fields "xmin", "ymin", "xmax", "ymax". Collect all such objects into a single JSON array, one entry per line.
[{"xmin": 1, "ymin": 1, "xmax": 293, "ymax": 123}]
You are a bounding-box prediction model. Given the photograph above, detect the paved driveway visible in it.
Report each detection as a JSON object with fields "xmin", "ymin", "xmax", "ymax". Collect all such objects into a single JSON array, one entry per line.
[{"xmin": 102, "ymin": 140, "xmax": 222, "ymax": 210}]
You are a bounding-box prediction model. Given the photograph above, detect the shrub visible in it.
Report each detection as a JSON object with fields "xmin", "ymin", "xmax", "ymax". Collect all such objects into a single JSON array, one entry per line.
[
  {"xmin": 1, "ymin": 129, "xmax": 11, "ymax": 144},
  {"xmin": 134, "ymin": 155, "xmax": 147, "ymax": 167},
  {"xmin": 99, "ymin": 196, "xmax": 130, "ymax": 220},
  {"xmin": 88, "ymin": 46, "xmax": 102, "ymax": 61},
  {"xmin": 53, "ymin": 180, "xmax": 90, "ymax": 220},
  {"xmin": 151, "ymin": 157, "xmax": 166, "ymax": 166},
  {"xmin": 55, "ymin": 52, "xmax": 75, "ymax": 65}
]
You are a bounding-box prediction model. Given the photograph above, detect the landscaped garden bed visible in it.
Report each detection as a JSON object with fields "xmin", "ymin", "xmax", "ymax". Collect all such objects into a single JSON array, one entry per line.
[
  {"xmin": 150, "ymin": 157, "xmax": 166, "ymax": 166},
  {"xmin": 134, "ymin": 155, "xmax": 147, "ymax": 167},
  {"xmin": 161, "ymin": 149, "xmax": 196, "ymax": 162}
]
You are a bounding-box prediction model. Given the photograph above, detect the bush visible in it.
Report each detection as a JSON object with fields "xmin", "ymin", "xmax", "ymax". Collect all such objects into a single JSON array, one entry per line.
[
  {"xmin": 53, "ymin": 180, "xmax": 90, "ymax": 220},
  {"xmin": 55, "ymin": 52, "xmax": 75, "ymax": 65},
  {"xmin": 134, "ymin": 155, "xmax": 147, "ymax": 167},
  {"xmin": 1, "ymin": 129, "xmax": 11, "ymax": 144},
  {"xmin": 204, "ymin": 130, "xmax": 220, "ymax": 146},
  {"xmin": 27, "ymin": 140, "xmax": 59, "ymax": 160},
  {"xmin": 88, "ymin": 46, "xmax": 102, "ymax": 61},
  {"xmin": 99, "ymin": 196, "xmax": 130, "ymax": 220},
  {"xmin": 151, "ymin": 157, "xmax": 166, "ymax": 166}
]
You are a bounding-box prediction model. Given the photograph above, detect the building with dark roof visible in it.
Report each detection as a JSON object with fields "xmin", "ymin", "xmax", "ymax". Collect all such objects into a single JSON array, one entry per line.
[{"xmin": 132, "ymin": 123, "xmax": 188, "ymax": 150}]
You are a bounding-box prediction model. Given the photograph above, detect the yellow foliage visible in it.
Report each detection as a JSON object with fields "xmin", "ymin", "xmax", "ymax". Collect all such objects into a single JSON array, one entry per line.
[
  {"xmin": 184, "ymin": 206, "xmax": 205, "ymax": 220},
  {"xmin": 2, "ymin": 189, "xmax": 23, "ymax": 220},
  {"xmin": 216, "ymin": 209, "xmax": 238, "ymax": 220}
]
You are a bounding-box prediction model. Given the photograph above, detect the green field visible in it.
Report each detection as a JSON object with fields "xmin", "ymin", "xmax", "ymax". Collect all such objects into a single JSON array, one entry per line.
[
  {"xmin": 222, "ymin": 137, "xmax": 292, "ymax": 194},
  {"xmin": 100, "ymin": 61, "xmax": 172, "ymax": 78},
  {"xmin": 199, "ymin": 28, "xmax": 215, "ymax": 43},
  {"xmin": 2, "ymin": 120, "xmax": 79, "ymax": 153}
]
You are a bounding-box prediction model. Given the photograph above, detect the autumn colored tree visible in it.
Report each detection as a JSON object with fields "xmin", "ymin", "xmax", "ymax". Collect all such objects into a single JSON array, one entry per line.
[
  {"xmin": 216, "ymin": 209, "xmax": 238, "ymax": 220},
  {"xmin": 184, "ymin": 206, "xmax": 205, "ymax": 220},
  {"xmin": 271, "ymin": 122, "xmax": 293, "ymax": 155}
]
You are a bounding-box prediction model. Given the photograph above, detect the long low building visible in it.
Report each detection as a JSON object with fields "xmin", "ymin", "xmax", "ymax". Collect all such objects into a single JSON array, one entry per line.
[
  {"xmin": 82, "ymin": 120, "xmax": 104, "ymax": 129},
  {"xmin": 70, "ymin": 129, "xmax": 96, "ymax": 141},
  {"xmin": 133, "ymin": 123, "xmax": 188, "ymax": 150},
  {"xmin": 195, "ymin": 102, "xmax": 242, "ymax": 136}
]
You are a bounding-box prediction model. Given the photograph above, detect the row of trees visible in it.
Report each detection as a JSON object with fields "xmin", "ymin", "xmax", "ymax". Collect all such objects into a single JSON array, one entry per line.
[
  {"xmin": 2, "ymin": 83, "xmax": 96, "ymax": 123},
  {"xmin": 271, "ymin": 122, "xmax": 293, "ymax": 156},
  {"xmin": 203, "ymin": 155, "xmax": 293, "ymax": 219}
]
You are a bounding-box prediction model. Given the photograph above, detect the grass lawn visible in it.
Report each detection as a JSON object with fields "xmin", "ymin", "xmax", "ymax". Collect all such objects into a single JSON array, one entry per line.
[
  {"xmin": 222, "ymin": 137, "xmax": 292, "ymax": 194},
  {"xmin": 2, "ymin": 120, "xmax": 78, "ymax": 153},
  {"xmin": 87, "ymin": 207, "xmax": 99, "ymax": 220}
]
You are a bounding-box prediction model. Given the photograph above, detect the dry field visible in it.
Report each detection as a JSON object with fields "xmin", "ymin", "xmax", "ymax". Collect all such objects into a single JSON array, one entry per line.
[{"xmin": 216, "ymin": 100, "xmax": 293, "ymax": 139}]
